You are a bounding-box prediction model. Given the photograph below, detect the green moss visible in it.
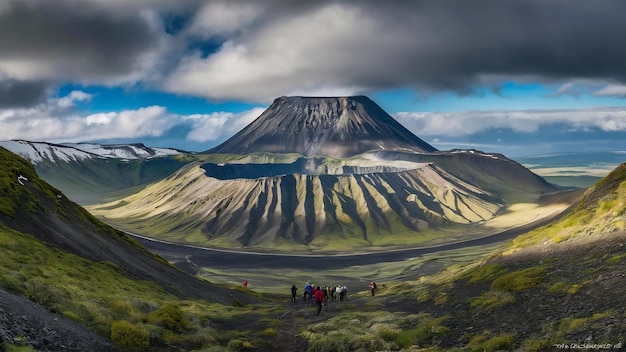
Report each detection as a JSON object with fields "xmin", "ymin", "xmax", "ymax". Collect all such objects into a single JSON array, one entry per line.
[
  {"xmin": 548, "ymin": 281, "xmax": 581, "ymax": 294},
  {"xmin": 558, "ymin": 317, "xmax": 588, "ymax": 334},
  {"xmin": 3, "ymin": 345, "xmax": 36, "ymax": 352},
  {"xmin": 464, "ymin": 263, "xmax": 507, "ymax": 283},
  {"xmin": 396, "ymin": 315, "xmax": 450, "ymax": 348},
  {"xmin": 491, "ymin": 267, "xmax": 544, "ymax": 291},
  {"xmin": 606, "ymin": 253, "xmax": 626, "ymax": 265}
]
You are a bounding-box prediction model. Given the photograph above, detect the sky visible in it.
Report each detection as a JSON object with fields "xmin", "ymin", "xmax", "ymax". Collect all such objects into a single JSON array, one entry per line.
[{"xmin": 2, "ymin": 0, "xmax": 626, "ymax": 158}]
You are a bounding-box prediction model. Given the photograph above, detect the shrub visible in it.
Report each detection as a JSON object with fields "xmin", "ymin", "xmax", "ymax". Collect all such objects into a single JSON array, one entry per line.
[
  {"xmin": 23, "ymin": 278, "xmax": 66, "ymax": 306},
  {"xmin": 468, "ymin": 332, "xmax": 515, "ymax": 352},
  {"xmin": 0, "ymin": 274, "xmax": 24, "ymax": 294},
  {"xmin": 147, "ymin": 303, "xmax": 191, "ymax": 332},
  {"xmin": 524, "ymin": 337, "xmax": 556, "ymax": 352},
  {"xmin": 226, "ymin": 339, "xmax": 255, "ymax": 351},
  {"xmin": 110, "ymin": 320, "xmax": 150, "ymax": 352},
  {"xmin": 377, "ymin": 329, "xmax": 398, "ymax": 342},
  {"xmin": 480, "ymin": 333, "xmax": 515, "ymax": 352},
  {"xmin": 306, "ymin": 334, "xmax": 351, "ymax": 352},
  {"xmin": 471, "ymin": 290, "xmax": 515, "ymax": 310},
  {"xmin": 130, "ymin": 297, "xmax": 159, "ymax": 314}
]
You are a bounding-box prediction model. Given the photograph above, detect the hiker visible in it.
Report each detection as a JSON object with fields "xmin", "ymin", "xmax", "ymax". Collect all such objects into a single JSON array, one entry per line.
[
  {"xmin": 304, "ymin": 282, "xmax": 313, "ymax": 301},
  {"xmin": 243, "ymin": 280, "xmax": 248, "ymax": 288},
  {"xmin": 341, "ymin": 285, "xmax": 348, "ymax": 301},
  {"xmin": 338, "ymin": 285, "xmax": 345, "ymax": 301},
  {"xmin": 291, "ymin": 284, "xmax": 298, "ymax": 303},
  {"xmin": 323, "ymin": 286, "xmax": 329, "ymax": 302},
  {"xmin": 369, "ymin": 281, "xmax": 377, "ymax": 296},
  {"xmin": 330, "ymin": 285, "xmax": 336, "ymax": 300},
  {"xmin": 314, "ymin": 286, "xmax": 325, "ymax": 315}
]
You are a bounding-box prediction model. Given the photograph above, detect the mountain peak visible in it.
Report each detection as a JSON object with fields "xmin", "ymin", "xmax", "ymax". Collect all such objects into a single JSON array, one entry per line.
[{"xmin": 207, "ymin": 95, "xmax": 437, "ymax": 158}]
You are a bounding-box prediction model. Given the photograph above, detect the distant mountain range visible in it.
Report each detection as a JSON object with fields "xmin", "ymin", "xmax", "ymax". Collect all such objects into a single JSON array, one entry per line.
[
  {"xmin": 0, "ymin": 140, "xmax": 191, "ymax": 204},
  {"xmin": 0, "ymin": 140, "xmax": 182, "ymax": 162}
]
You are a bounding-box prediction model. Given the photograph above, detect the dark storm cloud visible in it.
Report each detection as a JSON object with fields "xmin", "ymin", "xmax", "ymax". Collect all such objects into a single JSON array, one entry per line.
[
  {"xmin": 167, "ymin": 0, "xmax": 626, "ymax": 101},
  {"xmin": 0, "ymin": 0, "xmax": 161, "ymax": 93},
  {"xmin": 0, "ymin": 79, "xmax": 49, "ymax": 108},
  {"xmin": 347, "ymin": 0, "xmax": 626, "ymax": 92},
  {"xmin": 4, "ymin": 0, "xmax": 626, "ymax": 104},
  {"xmin": 0, "ymin": 0, "xmax": 159, "ymax": 77}
]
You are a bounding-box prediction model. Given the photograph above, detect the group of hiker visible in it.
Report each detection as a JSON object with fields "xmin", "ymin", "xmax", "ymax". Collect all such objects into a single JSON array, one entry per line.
[{"xmin": 291, "ymin": 281, "xmax": 377, "ymax": 315}]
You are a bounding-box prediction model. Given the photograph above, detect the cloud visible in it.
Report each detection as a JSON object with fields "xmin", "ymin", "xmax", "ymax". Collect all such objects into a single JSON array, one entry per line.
[
  {"xmin": 0, "ymin": 90, "xmax": 264, "ymax": 146},
  {"xmin": 185, "ymin": 2, "xmax": 261, "ymax": 38},
  {"xmin": 185, "ymin": 107, "xmax": 265, "ymax": 142},
  {"xmin": 395, "ymin": 107, "xmax": 626, "ymax": 137},
  {"xmin": 4, "ymin": 0, "xmax": 626, "ymax": 109},
  {"xmin": 163, "ymin": 0, "xmax": 626, "ymax": 102},
  {"xmin": 0, "ymin": 79, "xmax": 51, "ymax": 108},
  {"xmin": 0, "ymin": 0, "xmax": 187, "ymax": 107},
  {"xmin": 593, "ymin": 85, "xmax": 626, "ymax": 97}
]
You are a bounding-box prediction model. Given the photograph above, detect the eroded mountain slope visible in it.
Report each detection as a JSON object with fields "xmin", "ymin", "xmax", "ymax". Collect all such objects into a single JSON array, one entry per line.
[{"xmin": 90, "ymin": 153, "xmax": 556, "ymax": 248}]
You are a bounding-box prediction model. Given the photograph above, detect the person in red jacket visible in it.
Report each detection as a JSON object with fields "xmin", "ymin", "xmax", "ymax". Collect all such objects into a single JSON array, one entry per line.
[
  {"xmin": 314, "ymin": 286, "xmax": 325, "ymax": 315},
  {"xmin": 369, "ymin": 281, "xmax": 377, "ymax": 296}
]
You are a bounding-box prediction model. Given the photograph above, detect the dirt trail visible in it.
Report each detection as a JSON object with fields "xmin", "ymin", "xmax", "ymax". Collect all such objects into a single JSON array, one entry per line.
[{"xmin": 270, "ymin": 294, "xmax": 370, "ymax": 351}]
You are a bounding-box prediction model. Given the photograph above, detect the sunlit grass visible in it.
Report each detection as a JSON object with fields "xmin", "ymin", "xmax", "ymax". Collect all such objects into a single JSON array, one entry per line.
[{"xmin": 0, "ymin": 224, "xmax": 281, "ymax": 351}]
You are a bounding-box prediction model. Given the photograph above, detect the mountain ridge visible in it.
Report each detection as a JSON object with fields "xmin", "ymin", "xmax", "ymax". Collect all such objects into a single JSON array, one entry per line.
[{"xmin": 0, "ymin": 140, "xmax": 193, "ymax": 204}]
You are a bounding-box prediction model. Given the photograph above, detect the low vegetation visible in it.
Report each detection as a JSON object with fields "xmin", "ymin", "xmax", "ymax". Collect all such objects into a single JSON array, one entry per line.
[{"xmin": 0, "ymin": 224, "xmax": 284, "ymax": 351}]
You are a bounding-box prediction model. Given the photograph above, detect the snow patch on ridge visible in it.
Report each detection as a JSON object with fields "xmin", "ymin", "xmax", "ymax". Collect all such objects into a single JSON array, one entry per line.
[{"xmin": 0, "ymin": 140, "xmax": 180, "ymax": 164}]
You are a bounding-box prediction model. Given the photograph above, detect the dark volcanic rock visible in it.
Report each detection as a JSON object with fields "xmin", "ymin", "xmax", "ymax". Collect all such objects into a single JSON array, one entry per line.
[{"xmin": 207, "ymin": 96, "xmax": 437, "ymax": 158}]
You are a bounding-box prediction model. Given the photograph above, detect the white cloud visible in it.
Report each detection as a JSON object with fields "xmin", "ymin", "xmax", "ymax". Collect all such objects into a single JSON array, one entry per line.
[
  {"xmin": 186, "ymin": 1, "xmax": 261, "ymax": 38},
  {"xmin": 395, "ymin": 107, "xmax": 626, "ymax": 136},
  {"xmin": 593, "ymin": 85, "xmax": 626, "ymax": 97},
  {"xmin": 56, "ymin": 90, "xmax": 93, "ymax": 108},
  {"xmin": 0, "ymin": 90, "xmax": 264, "ymax": 146},
  {"xmin": 185, "ymin": 107, "xmax": 265, "ymax": 142},
  {"xmin": 164, "ymin": 3, "xmax": 385, "ymax": 101}
]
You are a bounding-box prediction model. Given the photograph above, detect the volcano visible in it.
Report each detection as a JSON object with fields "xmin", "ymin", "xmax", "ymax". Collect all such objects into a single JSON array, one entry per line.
[{"xmin": 207, "ymin": 96, "xmax": 437, "ymax": 158}]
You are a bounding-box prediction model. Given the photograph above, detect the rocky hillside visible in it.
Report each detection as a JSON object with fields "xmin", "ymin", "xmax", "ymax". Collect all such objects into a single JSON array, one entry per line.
[
  {"xmin": 207, "ymin": 96, "xmax": 437, "ymax": 158},
  {"xmin": 377, "ymin": 162, "xmax": 626, "ymax": 350}
]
